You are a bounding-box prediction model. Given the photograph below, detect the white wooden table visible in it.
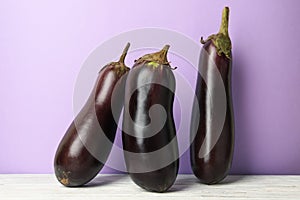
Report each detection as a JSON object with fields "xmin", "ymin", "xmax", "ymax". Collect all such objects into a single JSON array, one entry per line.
[{"xmin": 0, "ymin": 174, "xmax": 299, "ymax": 199}]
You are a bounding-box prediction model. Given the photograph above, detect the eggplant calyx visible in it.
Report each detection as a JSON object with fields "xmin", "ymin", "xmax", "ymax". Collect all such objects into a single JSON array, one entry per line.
[
  {"xmin": 135, "ymin": 45, "xmax": 173, "ymax": 68},
  {"xmin": 201, "ymin": 7, "xmax": 232, "ymax": 60},
  {"xmin": 115, "ymin": 42, "xmax": 131, "ymax": 76}
]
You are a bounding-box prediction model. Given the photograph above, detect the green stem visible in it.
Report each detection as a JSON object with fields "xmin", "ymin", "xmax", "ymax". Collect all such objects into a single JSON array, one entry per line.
[
  {"xmin": 219, "ymin": 7, "xmax": 229, "ymax": 36},
  {"xmin": 200, "ymin": 7, "xmax": 232, "ymax": 59},
  {"xmin": 134, "ymin": 44, "xmax": 171, "ymax": 67},
  {"xmin": 119, "ymin": 42, "xmax": 130, "ymax": 64},
  {"xmin": 158, "ymin": 45, "xmax": 170, "ymax": 63}
]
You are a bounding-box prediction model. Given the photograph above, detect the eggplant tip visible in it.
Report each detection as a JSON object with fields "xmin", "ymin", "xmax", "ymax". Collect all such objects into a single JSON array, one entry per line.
[
  {"xmin": 59, "ymin": 177, "xmax": 69, "ymax": 186},
  {"xmin": 162, "ymin": 44, "xmax": 170, "ymax": 51}
]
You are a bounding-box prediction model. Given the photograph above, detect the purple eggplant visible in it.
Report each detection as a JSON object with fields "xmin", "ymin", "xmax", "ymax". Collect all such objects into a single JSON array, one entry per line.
[
  {"xmin": 54, "ymin": 43, "xmax": 130, "ymax": 187},
  {"xmin": 190, "ymin": 7, "xmax": 235, "ymax": 184},
  {"xmin": 122, "ymin": 45, "xmax": 179, "ymax": 192}
]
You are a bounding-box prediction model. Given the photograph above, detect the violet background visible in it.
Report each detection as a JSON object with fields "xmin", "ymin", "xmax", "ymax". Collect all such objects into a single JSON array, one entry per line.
[{"xmin": 1, "ymin": 0, "xmax": 300, "ymax": 174}]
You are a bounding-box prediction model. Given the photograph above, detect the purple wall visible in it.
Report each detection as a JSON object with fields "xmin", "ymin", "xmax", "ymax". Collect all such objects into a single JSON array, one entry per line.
[{"xmin": 1, "ymin": 0, "xmax": 300, "ymax": 174}]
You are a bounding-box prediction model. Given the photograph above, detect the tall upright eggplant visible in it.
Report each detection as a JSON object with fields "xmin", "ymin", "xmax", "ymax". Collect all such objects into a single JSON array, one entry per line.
[
  {"xmin": 190, "ymin": 7, "xmax": 234, "ymax": 184},
  {"xmin": 54, "ymin": 43, "xmax": 130, "ymax": 187},
  {"xmin": 122, "ymin": 45, "xmax": 179, "ymax": 192}
]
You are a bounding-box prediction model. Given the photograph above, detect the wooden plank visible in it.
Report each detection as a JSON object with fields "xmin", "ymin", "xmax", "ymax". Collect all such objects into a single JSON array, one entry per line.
[{"xmin": 0, "ymin": 174, "xmax": 299, "ymax": 200}]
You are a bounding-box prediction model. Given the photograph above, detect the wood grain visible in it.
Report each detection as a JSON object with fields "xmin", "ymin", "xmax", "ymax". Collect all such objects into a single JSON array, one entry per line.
[{"xmin": 0, "ymin": 174, "xmax": 299, "ymax": 199}]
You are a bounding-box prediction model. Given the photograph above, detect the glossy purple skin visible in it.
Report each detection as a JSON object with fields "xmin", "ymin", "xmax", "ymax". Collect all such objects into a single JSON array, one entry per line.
[
  {"xmin": 122, "ymin": 62, "xmax": 179, "ymax": 192},
  {"xmin": 54, "ymin": 64, "xmax": 128, "ymax": 187},
  {"xmin": 190, "ymin": 40, "xmax": 234, "ymax": 184}
]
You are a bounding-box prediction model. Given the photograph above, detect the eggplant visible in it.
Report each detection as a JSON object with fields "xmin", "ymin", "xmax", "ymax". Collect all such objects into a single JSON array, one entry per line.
[
  {"xmin": 54, "ymin": 43, "xmax": 130, "ymax": 187},
  {"xmin": 190, "ymin": 7, "xmax": 235, "ymax": 184},
  {"xmin": 122, "ymin": 45, "xmax": 179, "ymax": 192}
]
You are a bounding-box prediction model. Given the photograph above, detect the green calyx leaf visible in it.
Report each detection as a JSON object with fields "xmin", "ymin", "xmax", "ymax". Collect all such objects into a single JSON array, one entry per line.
[{"xmin": 147, "ymin": 61, "xmax": 160, "ymax": 68}]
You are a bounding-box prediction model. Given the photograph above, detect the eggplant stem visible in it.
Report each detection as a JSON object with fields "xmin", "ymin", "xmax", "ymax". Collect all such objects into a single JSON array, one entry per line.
[
  {"xmin": 200, "ymin": 7, "xmax": 232, "ymax": 59},
  {"xmin": 119, "ymin": 42, "xmax": 130, "ymax": 64},
  {"xmin": 219, "ymin": 7, "xmax": 229, "ymax": 36},
  {"xmin": 159, "ymin": 45, "xmax": 170, "ymax": 63},
  {"xmin": 135, "ymin": 44, "xmax": 173, "ymax": 67}
]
